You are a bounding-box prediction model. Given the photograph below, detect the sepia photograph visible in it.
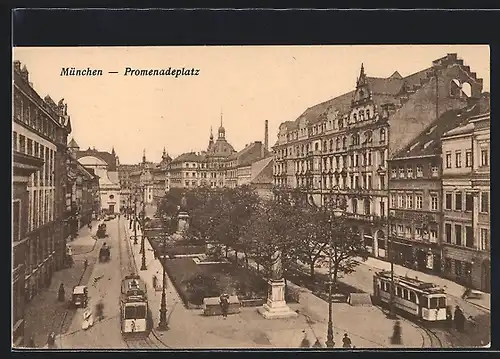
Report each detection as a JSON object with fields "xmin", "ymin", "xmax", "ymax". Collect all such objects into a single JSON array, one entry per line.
[{"xmin": 12, "ymin": 44, "xmax": 490, "ymax": 350}]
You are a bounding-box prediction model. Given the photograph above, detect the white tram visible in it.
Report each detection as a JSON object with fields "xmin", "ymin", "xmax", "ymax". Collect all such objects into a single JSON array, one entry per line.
[
  {"xmin": 120, "ymin": 274, "xmax": 148, "ymax": 334},
  {"xmin": 373, "ymin": 271, "xmax": 447, "ymax": 322}
]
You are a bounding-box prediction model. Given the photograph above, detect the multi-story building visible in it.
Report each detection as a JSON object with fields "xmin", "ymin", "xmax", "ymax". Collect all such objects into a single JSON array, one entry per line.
[
  {"xmin": 249, "ymin": 156, "xmax": 275, "ymax": 200},
  {"xmin": 73, "ymin": 143, "xmax": 121, "ymax": 214},
  {"xmin": 128, "ymin": 150, "xmax": 156, "ymax": 204},
  {"xmin": 441, "ymin": 105, "xmax": 490, "ymax": 292},
  {"xmin": 151, "ymin": 148, "xmax": 172, "ymax": 202},
  {"xmin": 273, "ymin": 53, "xmax": 483, "ymax": 261},
  {"xmin": 118, "ymin": 163, "xmax": 141, "ymax": 212},
  {"xmin": 169, "ymin": 152, "xmax": 204, "ymax": 189},
  {"xmin": 66, "ymin": 154, "xmax": 99, "ymax": 231},
  {"xmin": 227, "ymin": 141, "xmax": 268, "ymax": 188},
  {"xmin": 387, "ymin": 99, "xmax": 485, "ymax": 275},
  {"xmin": 12, "ymin": 61, "xmax": 72, "ymax": 346}
]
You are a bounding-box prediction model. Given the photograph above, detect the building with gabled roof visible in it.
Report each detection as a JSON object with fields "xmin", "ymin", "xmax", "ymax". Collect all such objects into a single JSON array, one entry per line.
[
  {"xmin": 387, "ymin": 94, "xmax": 488, "ymax": 276},
  {"xmin": 440, "ymin": 100, "xmax": 490, "ymax": 292},
  {"xmin": 273, "ymin": 53, "xmax": 484, "ymax": 264}
]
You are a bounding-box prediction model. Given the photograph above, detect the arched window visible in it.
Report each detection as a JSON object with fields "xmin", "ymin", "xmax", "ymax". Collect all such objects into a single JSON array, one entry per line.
[
  {"xmin": 366, "ymin": 109, "xmax": 370, "ymax": 119},
  {"xmin": 353, "ymin": 113, "xmax": 357, "ymax": 122},
  {"xmin": 315, "ymin": 142, "xmax": 319, "ymax": 151},
  {"xmin": 329, "ymin": 139, "xmax": 334, "ymax": 151},
  {"xmin": 323, "ymin": 140, "xmax": 328, "ymax": 152},
  {"xmin": 364, "ymin": 199, "xmax": 371, "ymax": 215},
  {"xmin": 450, "ymin": 79, "xmax": 461, "ymax": 97},
  {"xmin": 338, "ymin": 118, "xmax": 344, "ymax": 129},
  {"xmin": 342, "ymin": 137, "xmax": 347, "ymax": 148},
  {"xmin": 336, "ymin": 138, "xmax": 340, "ymax": 150},
  {"xmin": 360, "ymin": 111, "xmax": 365, "ymax": 121},
  {"xmin": 352, "ymin": 198, "xmax": 358, "ymax": 213},
  {"xmin": 462, "ymin": 82, "xmax": 472, "ymax": 98}
]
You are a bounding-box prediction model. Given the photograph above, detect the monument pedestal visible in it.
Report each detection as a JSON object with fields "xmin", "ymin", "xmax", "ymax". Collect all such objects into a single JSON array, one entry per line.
[
  {"xmin": 258, "ymin": 279, "xmax": 298, "ymax": 319},
  {"xmin": 177, "ymin": 212, "xmax": 189, "ymax": 234}
]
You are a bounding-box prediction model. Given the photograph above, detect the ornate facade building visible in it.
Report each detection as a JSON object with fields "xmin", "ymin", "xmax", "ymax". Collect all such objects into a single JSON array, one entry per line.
[
  {"xmin": 12, "ymin": 61, "xmax": 72, "ymax": 346},
  {"xmin": 272, "ymin": 53, "xmax": 483, "ymax": 261},
  {"xmin": 441, "ymin": 105, "xmax": 490, "ymax": 292},
  {"xmin": 151, "ymin": 148, "xmax": 172, "ymax": 202},
  {"xmin": 72, "ymin": 142, "xmax": 121, "ymax": 214},
  {"xmin": 387, "ymin": 96, "xmax": 487, "ymax": 276},
  {"xmin": 170, "ymin": 117, "xmax": 270, "ymax": 189}
]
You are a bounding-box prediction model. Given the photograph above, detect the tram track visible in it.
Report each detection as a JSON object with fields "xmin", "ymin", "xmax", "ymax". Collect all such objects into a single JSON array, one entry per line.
[
  {"xmin": 414, "ymin": 322, "xmax": 443, "ymax": 348},
  {"xmin": 118, "ymin": 218, "xmax": 172, "ymax": 349}
]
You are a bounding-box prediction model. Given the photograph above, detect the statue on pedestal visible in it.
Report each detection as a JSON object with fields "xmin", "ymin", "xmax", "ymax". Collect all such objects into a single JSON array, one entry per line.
[{"xmin": 270, "ymin": 249, "xmax": 283, "ymax": 281}]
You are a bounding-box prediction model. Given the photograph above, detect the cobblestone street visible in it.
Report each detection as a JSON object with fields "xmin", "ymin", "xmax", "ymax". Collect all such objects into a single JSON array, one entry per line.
[{"xmin": 23, "ymin": 222, "xmax": 99, "ymax": 348}]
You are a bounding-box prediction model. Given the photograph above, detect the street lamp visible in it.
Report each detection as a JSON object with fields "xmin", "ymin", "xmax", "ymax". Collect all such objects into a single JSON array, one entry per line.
[
  {"xmin": 158, "ymin": 216, "xmax": 171, "ymax": 331},
  {"xmin": 140, "ymin": 186, "xmax": 147, "ymax": 271},
  {"xmin": 325, "ymin": 186, "xmax": 344, "ymax": 348},
  {"xmin": 387, "ymin": 211, "xmax": 397, "ymax": 319},
  {"xmin": 133, "ymin": 195, "xmax": 138, "ymax": 245}
]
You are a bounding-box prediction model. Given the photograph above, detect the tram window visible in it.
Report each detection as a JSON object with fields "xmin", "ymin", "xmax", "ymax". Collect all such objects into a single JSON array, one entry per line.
[
  {"xmin": 429, "ymin": 298, "xmax": 439, "ymax": 309},
  {"xmin": 438, "ymin": 297, "xmax": 446, "ymax": 308},
  {"xmin": 403, "ymin": 289, "xmax": 409, "ymax": 300},
  {"xmin": 125, "ymin": 305, "xmax": 146, "ymax": 319},
  {"xmin": 410, "ymin": 292, "xmax": 417, "ymax": 303},
  {"xmin": 383, "ymin": 282, "xmax": 389, "ymax": 292},
  {"xmin": 396, "ymin": 287, "xmax": 402, "ymax": 297},
  {"xmin": 136, "ymin": 305, "xmax": 146, "ymax": 319},
  {"xmin": 124, "ymin": 306, "xmax": 136, "ymax": 319}
]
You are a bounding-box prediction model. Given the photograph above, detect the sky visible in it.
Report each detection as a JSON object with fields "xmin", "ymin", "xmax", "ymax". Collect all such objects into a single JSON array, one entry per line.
[{"xmin": 13, "ymin": 45, "xmax": 490, "ymax": 164}]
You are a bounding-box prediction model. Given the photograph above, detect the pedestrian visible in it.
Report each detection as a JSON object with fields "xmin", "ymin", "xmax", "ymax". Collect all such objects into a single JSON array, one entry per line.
[
  {"xmin": 58, "ymin": 283, "xmax": 65, "ymax": 302},
  {"xmin": 342, "ymin": 333, "xmax": 352, "ymax": 348},
  {"xmin": 446, "ymin": 305, "xmax": 453, "ymax": 328},
  {"xmin": 47, "ymin": 332, "xmax": 56, "ymax": 348},
  {"xmin": 219, "ymin": 293, "xmax": 229, "ymax": 319},
  {"xmin": 300, "ymin": 330, "xmax": 311, "ymax": 348},
  {"xmin": 454, "ymin": 306, "xmax": 465, "ymax": 332},
  {"xmin": 152, "ymin": 274, "xmax": 158, "ymax": 290},
  {"xmin": 391, "ymin": 320, "xmax": 402, "ymax": 345},
  {"xmin": 95, "ymin": 300, "xmax": 104, "ymax": 321},
  {"xmin": 462, "ymin": 286, "xmax": 471, "ymax": 299}
]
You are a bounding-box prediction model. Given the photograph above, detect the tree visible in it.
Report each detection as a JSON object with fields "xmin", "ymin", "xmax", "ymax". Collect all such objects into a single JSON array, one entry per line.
[
  {"xmin": 295, "ymin": 207, "xmax": 329, "ymax": 280},
  {"xmin": 320, "ymin": 210, "xmax": 370, "ymax": 287}
]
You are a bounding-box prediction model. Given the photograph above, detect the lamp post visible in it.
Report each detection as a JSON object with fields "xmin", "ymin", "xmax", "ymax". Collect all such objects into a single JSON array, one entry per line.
[
  {"xmin": 133, "ymin": 195, "xmax": 138, "ymax": 244},
  {"xmin": 387, "ymin": 211, "xmax": 397, "ymax": 319},
  {"xmin": 158, "ymin": 216, "xmax": 170, "ymax": 331},
  {"xmin": 325, "ymin": 186, "xmax": 344, "ymax": 348},
  {"xmin": 140, "ymin": 186, "xmax": 147, "ymax": 271}
]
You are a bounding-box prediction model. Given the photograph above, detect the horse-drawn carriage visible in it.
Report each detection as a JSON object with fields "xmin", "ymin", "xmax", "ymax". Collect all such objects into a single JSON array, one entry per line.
[
  {"xmin": 96, "ymin": 223, "xmax": 107, "ymax": 239},
  {"xmin": 99, "ymin": 243, "xmax": 110, "ymax": 262}
]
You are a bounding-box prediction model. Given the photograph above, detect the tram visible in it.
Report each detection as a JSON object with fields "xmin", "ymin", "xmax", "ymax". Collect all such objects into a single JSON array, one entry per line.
[
  {"xmin": 373, "ymin": 271, "xmax": 447, "ymax": 322},
  {"xmin": 120, "ymin": 274, "xmax": 148, "ymax": 334}
]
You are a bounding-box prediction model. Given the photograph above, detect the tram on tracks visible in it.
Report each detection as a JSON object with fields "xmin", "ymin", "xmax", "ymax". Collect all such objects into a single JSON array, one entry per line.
[
  {"xmin": 373, "ymin": 271, "xmax": 447, "ymax": 322},
  {"xmin": 120, "ymin": 274, "xmax": 149, "ymax": 334}
]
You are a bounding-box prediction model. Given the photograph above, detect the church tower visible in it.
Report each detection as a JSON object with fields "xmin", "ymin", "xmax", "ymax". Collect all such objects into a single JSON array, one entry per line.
[{"xmin": 218, "ymin": 111, "xmax": 226, "ymax": 140}]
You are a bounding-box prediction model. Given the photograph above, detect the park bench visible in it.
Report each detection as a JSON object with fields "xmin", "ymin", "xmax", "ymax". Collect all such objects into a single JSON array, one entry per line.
[{"xmin": 203, "ymin": 295, "xmax": 241, "ymax": 316}]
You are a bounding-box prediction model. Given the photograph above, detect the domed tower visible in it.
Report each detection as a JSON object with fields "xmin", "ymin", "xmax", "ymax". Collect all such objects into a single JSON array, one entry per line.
[{"xmin": 218, "ymin": 111, "xmax": 225, "ymax": 139}]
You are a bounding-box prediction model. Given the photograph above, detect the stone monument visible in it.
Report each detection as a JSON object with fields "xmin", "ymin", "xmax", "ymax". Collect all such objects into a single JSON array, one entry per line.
[
  {"xmin": 177, "ymin": 195, "xmax": 189, "ymax": 234},
  {"xmin": 258, "ymin": 249, "xmax": 298, "ymax": 319}
]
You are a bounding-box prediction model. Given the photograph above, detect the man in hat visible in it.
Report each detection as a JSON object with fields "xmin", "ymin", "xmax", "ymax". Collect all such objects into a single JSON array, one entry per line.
[
  {"xmin": 342, "ymin": 333, "xmax": 352, "ymax": 348},
  {"xmin": 219, "ymin": 293, "xmax": 229, "ymax": 319}
]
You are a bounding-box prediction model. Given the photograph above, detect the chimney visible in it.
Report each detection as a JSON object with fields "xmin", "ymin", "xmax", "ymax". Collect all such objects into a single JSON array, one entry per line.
[{"xmin": 264, "ymin": 120, "xmax": 269, "ymax": 155}]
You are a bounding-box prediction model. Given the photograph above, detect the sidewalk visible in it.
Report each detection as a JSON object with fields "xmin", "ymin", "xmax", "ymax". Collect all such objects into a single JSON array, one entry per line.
[
  {"xmin": 356, "ymin": 257, "xmax": 490, "ymax": 311},
  {"xmin": 124, "ymin": 217, "xmax": 425, "ymax": 348},
  {"xmin": 23, "ymin": 221, "xmax": 100, "ymax": 348}
]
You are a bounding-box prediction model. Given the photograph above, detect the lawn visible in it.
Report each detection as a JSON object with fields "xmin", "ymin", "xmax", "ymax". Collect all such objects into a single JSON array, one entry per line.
[
  {"xmin": 285, "ymin": 263, "xmax": 365, "ymax": 302},
  {"xmin": 163, "ymin": 258, "xmax": 268, "ymax": 308},
  {"xmin": 148, "ymin": 237, "xmax": 205, "ymax": 257}
]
